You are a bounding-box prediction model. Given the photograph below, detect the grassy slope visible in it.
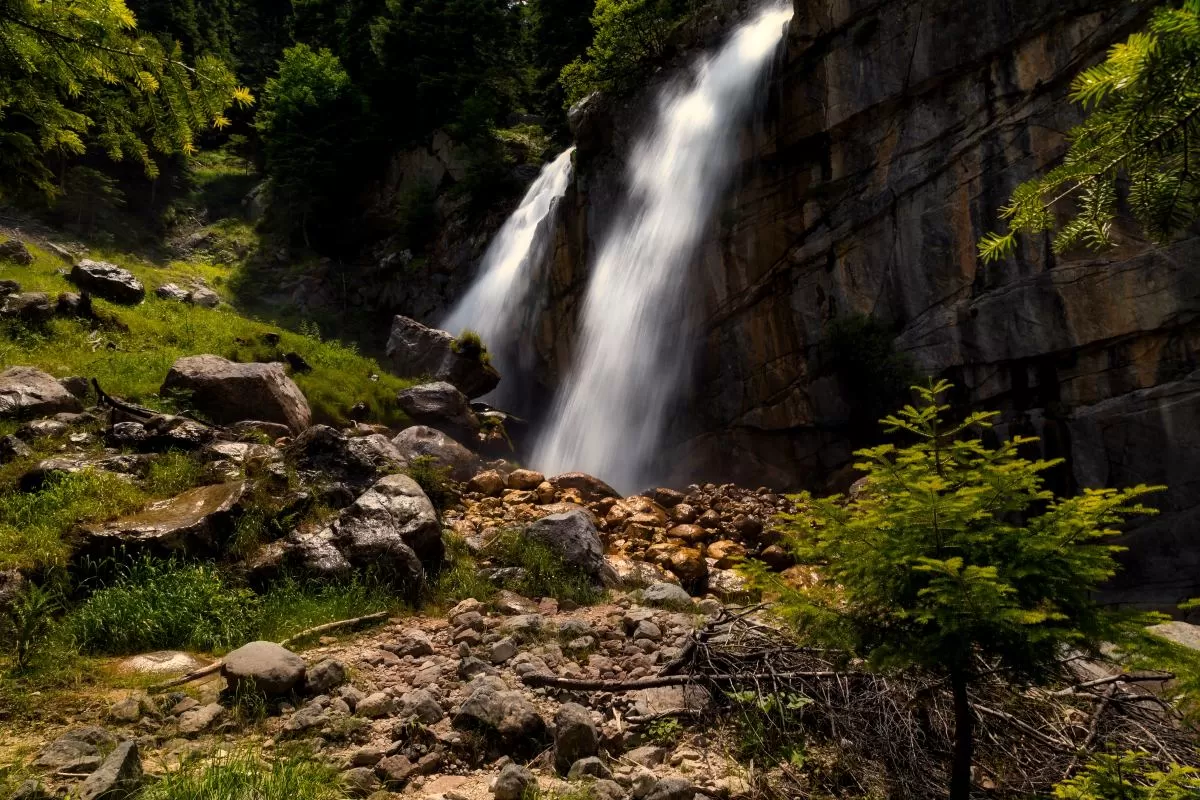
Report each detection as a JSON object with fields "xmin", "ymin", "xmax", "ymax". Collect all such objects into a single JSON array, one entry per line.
[{"xmin": 0, "ymin": 235, "xmax": 415, "ymax": 427}]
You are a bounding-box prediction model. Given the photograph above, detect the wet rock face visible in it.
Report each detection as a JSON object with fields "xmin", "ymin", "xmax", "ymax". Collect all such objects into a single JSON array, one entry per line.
[
  {"xmin": 385, "ymin": 315, "xmax": 501, "ymax": 399},
  {"xmin": 391, "ymin": 425, "xmax": 479, "ymax": 481},
  {"xmin": 528, "ymin": 0, "xmax": 1200, "ymax": 605},
  {"xmin": 396, "ymin": 381, "xmax": 480, "ymax": 438},
  {"xmin": 162, "ymin": 355, "xmax": 312, "ymax": 433},
  {"xmin": 70, "ymin": 260, "xmax": 145, "ymax": 304},
  {"xmin": 79, "ymin": 482, "xmax": 246, "ymax": 558}
]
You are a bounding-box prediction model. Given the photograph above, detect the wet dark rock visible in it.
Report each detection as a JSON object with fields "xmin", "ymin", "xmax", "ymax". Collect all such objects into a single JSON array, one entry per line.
[
  {"xmin": 57, "ymin": 291, "xmax": 93, "ymax": 318},
  {"xmin": 70, "ymin": 260, "xmax": 144, "ymax": 304},
  {"xmin": 79, "ymin": 482, "xmax": 246, "ymax": 558},
  {"xmin": 396, "ymin": 381, "xmax": 480, "ymax": 439},
  {"xmin": 385, "ymin": 315, "xmax": 500, "ymax": 399},
  {"xmin": 162, "ymin": 355, "xmax": 311, "ymax": 432}
]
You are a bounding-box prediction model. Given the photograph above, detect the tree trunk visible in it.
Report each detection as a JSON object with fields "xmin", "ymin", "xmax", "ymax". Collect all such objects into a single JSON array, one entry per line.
[{"xmin": 950, "ymin": 668, "xmax": 973, "ymax": 800}]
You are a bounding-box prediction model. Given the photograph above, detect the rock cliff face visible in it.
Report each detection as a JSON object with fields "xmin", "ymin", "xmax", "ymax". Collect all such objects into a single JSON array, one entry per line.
[{"xmin": 531, "ymin": 0, "xmax": 1200, "ymax": 608}]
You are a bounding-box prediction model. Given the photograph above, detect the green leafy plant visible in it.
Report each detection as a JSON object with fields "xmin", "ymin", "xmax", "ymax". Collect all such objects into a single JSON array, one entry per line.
[
  {"xmin": 980, "ymin": 1, "xmax": 1200, "ymax": 262},
  {"xmin": 646, "ymin": 716, "xmax": 683, "ymax": 744},
  {"xmin": 745, "ymin": 380, "xmax": 1163, "ymax": 800},
  {"xmin": 1, "ymin": 582, "xmax": 59, "ymax": 672},
  {"xmin": 1054, "ymin": 752, "xmax": 1200, "ymax": 800}
]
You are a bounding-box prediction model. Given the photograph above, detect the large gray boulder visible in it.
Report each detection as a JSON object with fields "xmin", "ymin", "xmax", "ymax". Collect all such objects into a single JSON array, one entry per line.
[
  {"xmin": 162, "ymin": 355, "xmax": 311, "ymax": 432},
  {"xmin": 553, "ymin": 702, "xmax": 599, "ymax": 775},
  {"xmin": 76, "ymin": 740, "xmax": 142, "ymax": 800},
  {"xmin": 392, "ymin": 425, "xmax": 478, "ymax": 480},
  {"xmin": 32, "ymin": 727, "xmax": 117, "ymax": 772},
  {"xmin": 222, "ymin": 641, "xmax": 306, "ymax": 696},
  {"xmin": 266, "ymin": 474, "xmax": 439, "ymax": 596},
  {"xmin": 286, "ymin": 425, "xmax": 405, "ymax": 489},
  {"xmin": 396, "ymin": 381, "xmax": 480, "ymax": 438},
  {"xmin": 525, "ymin": 510, "xmax": 616, "ymax": 586},
  {"xmin": 70, "ymin": 260, "xmax": 144, "ymax": 304},
  {"xmin": 453, "ymin": 676, "xmax": 547, "ymax": 753},
  {"xmin": 0, "ymin": 366, "xmax": 83, "ymax": 419},
  {"xmin": 385, "ymin": 315, "xmax": 500, "ymax": 399},
  {"xmin": 0, "ymin": 292, "xmax": 53, "ymax": 323}
]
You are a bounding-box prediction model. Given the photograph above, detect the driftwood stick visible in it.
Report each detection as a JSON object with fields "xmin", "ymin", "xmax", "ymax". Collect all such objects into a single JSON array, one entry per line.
[
  {"xmin": 1050, "ymin": 672, "xmax": 1174, "ymax": 697},
  {"xmin": 149, "ymin": 611, "xmax": 390, "ymax": 692},
  {"xmin": 520, "ymin": 670, "xmax": 857, "ymax": 691},
  {"xmin": 278, "ymin": 611, "xmax": 390, "ymax": 649}
]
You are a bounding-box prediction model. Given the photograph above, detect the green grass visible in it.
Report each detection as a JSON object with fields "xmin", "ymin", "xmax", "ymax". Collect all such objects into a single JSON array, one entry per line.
[
  {"xmin": 433, "ymin": 530, "xmax": 604, "ymax": 607},
  {"xmin": 143, "ymin": 451, "xmax": 211, "ymax": 496},
  {"xmin": 0, "ymin": 235, "xmax": 416, "ymax": 425},
  {"xmin": 0, "ymin": 471, "xmax": 148, "ymax": 570},
  {"xmin": 405, "ymin": 455, "xmax": 458, "ymax": 510},
  {"xmin": 253, "ymin": 574, "xmax": 399, "ymax": 644},
  {"xmin": 137, "ymin": 750, "xmax": 349, "ymax": 800},
  {"xmin": 69, "ymin": 556, "xmax": 260, "ymax": 654}
]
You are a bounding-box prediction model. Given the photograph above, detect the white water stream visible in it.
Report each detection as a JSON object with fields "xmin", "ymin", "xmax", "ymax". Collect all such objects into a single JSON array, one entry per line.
[
  {"xmin": 441, "ymin": 147, "xmax": 575, "ymax": 405},
  {"xmin": 533, "ymin": 3, "xmax": 794, "ymax": 491}
]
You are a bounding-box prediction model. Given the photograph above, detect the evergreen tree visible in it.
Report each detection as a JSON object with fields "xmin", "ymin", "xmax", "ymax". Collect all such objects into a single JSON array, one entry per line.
[
  {"xmin": 0, "ymin": 0, "xmax": 251, "ymax": 198},
  {"xmin": 980, "ymin": 0, "xmax": 1200, "ymax": 263},
  {"xmin": 748, "ymin": 380, "xmax": 1162, "ymax": 800},
  {"xmin": 526, "ymin": 0, "xmax": 595, "ymax": 118},
  {"xmin": 255, "ymin": 44, "xmax": 365, "ymax": 244}
]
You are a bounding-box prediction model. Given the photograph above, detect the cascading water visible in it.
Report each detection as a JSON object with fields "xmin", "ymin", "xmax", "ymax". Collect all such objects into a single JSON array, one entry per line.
[
  {"xmin": 441, "ymin": 147, "xmax": 575, "ymax": 406},
  {"xmin": 533, "ymin": 3, "xmax": 794, "ymax": 492}
]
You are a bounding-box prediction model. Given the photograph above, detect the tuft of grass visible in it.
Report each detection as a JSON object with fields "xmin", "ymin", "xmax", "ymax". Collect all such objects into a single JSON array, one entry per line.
[
  {"xmin": 138, "ymin": 750, "xmax": 349, "ymax": 800},
  {"xmin": 433, "ymin": 531, "xmax": 603, "ymax": 607},
  {"xmin": 0, "ymin": 470, "xmax": 148, "ymax": 570},
  {"xmin": 450, "ymin": 328, "xmax": 491, "ymax": 365},
  {"xmin": 405, "ymin": 455, "xmax": 458, "ymax": 510},
  {"xmin": 253, "ymin": 574, "xmax": 398, "ymax": 644},
  {"xmin": 0, "ymin": 235, "xmax": 416, "ymax": 426},
  {"xmin": 143, "ymin": 451, "xmax": 211, "ymax": 496},
  {"xmin": 68, "ymin": 556, "xmax": 259, "ymax": 655}
]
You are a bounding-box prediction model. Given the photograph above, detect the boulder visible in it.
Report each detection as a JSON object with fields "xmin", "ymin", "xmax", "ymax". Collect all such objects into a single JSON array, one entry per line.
[
  {"xmin": 567, "ymin": 757, "xmax": 611, "ymax": 781},
  {"xmin": 384, "ymin": 628, "xmax": 435, "ymax": 658},
  {"xmin": 385, "ymin": 315, "xmax": 500, "ymax": 399},
  {"xmin": 287, "ymin": 425, "xmax": 406, "ymax": 489},
  {"xmin": 155, "ymin": 283, "xmax": 190, "ymax": 302},
  {"xmin": 187, "ymin": 287, "xmax": 220, "ymax": 308},
  {"xmin": 391, "ymin": 425, "xmax": 478, "ymax": 480},
  {"xmin": 453, "ymin": 676, "xmax": 547, "ymax": 753},
  {"xmin": 396, "ymin": 381, "xmax": 480, "ymax": 437},
  {"xmin": 548, "ymin": 472, "xmax": 619, "ymax": 502},
  {"xmin": 492, "ymin": 763, "xmax": 536, "ymax": 800},
  {"xmin": 76, "ymin": 740, "xmax": 142, "ymax": 800},
  {"xmin": 525, "ymin": 510, "xmax": 616, "ymax": 585},
  {"xmin": 273, "ymin": 474, "xmax": 438, "ymax": 595},
  {"xmin": 32, "ymin": 727, "xmax": 117, "ymax": 772},
  {"xmin": 57, "ymin": 292, "xmax": 92, "ymax": 317},
  {"xmin": 0, "ymin": 239, "xmax": 33, "ymax": 265},
  {"xmin": 70, "ymin": 260, "xmax": 144, "ymax": 304},
  {"xmin": 305, "ymin": 659, "xmax": 348, "ymax": 694},
  {"xmin": 0, "ymin": 367, "xmax": 80, "ymax": 420},
  {"xmin": 79, "ymin": 482, "xmax": 246, "ymax": 557},
  {"xmin": 468, "ymin": 469, "xmax": 506, "ymax": 496},
  {"xmin": 0, "ymin": 292, "xmax": 53, "ymax": 323},
  {"xmin": 507, "ymin": 469, "xmax": 545, "ymax": 490},
  {"xmin": 162, "ymin": 355, "xmax": 311, "ymax": 432},
  {"xmin": 397, "ymin": 688, "xmax": 444, "ymax": 724},
  {"xmin": 553, "ymin": 702, "xmax": 599, "ymax": 774},
  {"xmin": 1147, "ymin": 621, "xmax": 1200, "ymax": 652},
  {"xmin": 641, "ymin": 582, "xmax": 693, "ymax": 608},
  {"xmin": 221, "ymin": 641, "xmax": 306, "ymax": 696}
]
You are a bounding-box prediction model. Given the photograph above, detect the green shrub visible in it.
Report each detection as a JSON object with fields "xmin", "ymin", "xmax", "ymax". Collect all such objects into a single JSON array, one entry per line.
[
  {"xmin": 1053, "ymin": 752, "xmax": 1200, "ymax": 800},
  {"xmin": 69, "ymin": 557, "xmax": 259, "ymax": 654},
  {"xmin": 138, "ymin": 750, "xmax": 348, "ymax": 800},
  {"xmin": 560, "ymin": 0, "xmax": 698, "ymax": 106}
]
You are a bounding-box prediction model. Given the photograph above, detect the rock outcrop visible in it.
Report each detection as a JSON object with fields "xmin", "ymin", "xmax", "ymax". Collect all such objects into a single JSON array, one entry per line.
[
  {"xmin": 70, "ymin": 260, "xmax": 145, "ymax": 304},
  {"xmin": 519, "ymin": 0, "xmax": 1200, "ymax": 607},
  {"xmin": 0, "ymin": 366, "xmax": 83, "ymax": 419},
  {"xmin": 162, "ymin": 355, "xmax": 312, "ymax": 432},
  {"xmin": 385, "ymin": 315, "xmax": 500, "ymax": 399}
]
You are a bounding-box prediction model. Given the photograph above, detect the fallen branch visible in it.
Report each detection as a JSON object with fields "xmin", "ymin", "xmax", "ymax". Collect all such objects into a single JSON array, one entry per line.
[
  {"xmin": 520, "ymin": 670, "xmax": 857, "ymax": 691},
  {"xmin": 149, "ymin": 611, "xmax": 390, "ymax": 693},
  {"xmin": 972, "ymin": 702, "xmax": 1075, "ymax": 752},
  {"xmin": 1051, "ymin": 672, "xmax": 1174, "ymax": 696},
  {"xmin": 278, "ymin": 611, "xmax": 390, "ymax": 649}
]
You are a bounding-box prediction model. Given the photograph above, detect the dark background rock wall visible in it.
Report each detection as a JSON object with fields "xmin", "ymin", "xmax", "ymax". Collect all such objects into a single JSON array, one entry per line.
[{"xmin": 534, "ymin": 0, "xmax": 1200, "ymax": 609}]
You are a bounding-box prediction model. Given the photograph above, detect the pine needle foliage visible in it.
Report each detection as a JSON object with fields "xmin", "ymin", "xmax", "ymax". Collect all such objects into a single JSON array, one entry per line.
[
  {"xmin": 979, "ymin": 0, "xmax": 1200, "ymax": 263},
  {"xmin": 1053, "ymin": 752, "xmax": 1200, "ymax": 800},
  {"xmin": 746, "ymin": 380, "xmax": 1164, "ymax": 799},
  {"xmin": 0, "ymin": 0, "xmax": 253, "ymax": 198}
]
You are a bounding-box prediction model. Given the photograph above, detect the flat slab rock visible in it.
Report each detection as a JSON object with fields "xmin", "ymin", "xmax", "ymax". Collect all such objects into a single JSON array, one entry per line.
[
  {"xmin": 80, "ymin": 482, "xmax": 246, "ymax": 555},
  {"xmin": 70, "ymin": 259, "xmax": 145, "ymax": 304},
  {"xmin": 118, "ymin": 651, "xmax": 207, "ymax": 674},
  {"xmin": 0, "ymin": 366, "xmax": 83, "ymax": 419}
]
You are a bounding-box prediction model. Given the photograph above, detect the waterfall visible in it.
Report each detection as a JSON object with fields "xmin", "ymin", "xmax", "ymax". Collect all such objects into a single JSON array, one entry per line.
[
  {"xmin": 441, "ymin": 147, "xmax": 575, "ymax": 406},
  {"xmin": 533, "ymin": 3, "xmax": 793, "ymax": 492}
]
